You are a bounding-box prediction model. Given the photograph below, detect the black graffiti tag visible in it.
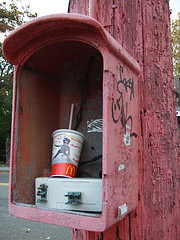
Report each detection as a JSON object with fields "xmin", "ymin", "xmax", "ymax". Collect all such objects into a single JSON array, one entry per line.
[
  {"xmin": 112, "ymin": 65, "xmax": 137, "ymax": 138},
  {"xmin": 118, "ymin": 65, "xmax": 134, "ymax": 101}
]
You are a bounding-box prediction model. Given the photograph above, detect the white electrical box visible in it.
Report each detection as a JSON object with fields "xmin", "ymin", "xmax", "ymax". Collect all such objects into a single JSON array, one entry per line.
[{"xmin": 35, "ymin": 177, "xmax": 102, "ymax": 212}]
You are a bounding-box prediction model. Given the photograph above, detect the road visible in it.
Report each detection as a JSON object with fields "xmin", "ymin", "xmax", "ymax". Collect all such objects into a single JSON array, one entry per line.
[{"xmin": 0, "ymin": 172, "xmax": 71, "ymax": 240}]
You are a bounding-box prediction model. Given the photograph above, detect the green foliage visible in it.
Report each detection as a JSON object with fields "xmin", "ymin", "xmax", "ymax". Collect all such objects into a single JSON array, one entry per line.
[
  {"xmin": 0, "ymin": 0, "xmax": 37, "ymax": 153},
  {"xmin": 171, "ymin": 12, "xmax": 180, "ymax": 76},
  {"xmin": 0, "ymin": 1, "xmax": 37, "ymax": 33},
  {"xmin": 0, "ymin": 41, "xmax": 13, "ymax": 152}
]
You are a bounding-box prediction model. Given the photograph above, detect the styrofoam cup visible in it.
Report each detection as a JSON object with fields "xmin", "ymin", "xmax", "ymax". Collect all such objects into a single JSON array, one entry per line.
[{"xmin": 51, "ymin": 129, "xmax": 85, "ymax": 177}]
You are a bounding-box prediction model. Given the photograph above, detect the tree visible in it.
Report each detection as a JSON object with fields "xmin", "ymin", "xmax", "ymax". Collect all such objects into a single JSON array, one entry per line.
[
  {"xmin": 0, "ymin": 0, "xmax": 37, "ymax": 155},
  {"xmin": 171, "ymin": 12, "xmax": 180, "ymax": 76}
]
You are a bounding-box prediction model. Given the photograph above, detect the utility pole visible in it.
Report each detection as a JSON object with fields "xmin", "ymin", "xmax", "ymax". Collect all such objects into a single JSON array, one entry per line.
[{"xmin": 69, "ymin": 0, "xmax": 179, "ymax": 239}]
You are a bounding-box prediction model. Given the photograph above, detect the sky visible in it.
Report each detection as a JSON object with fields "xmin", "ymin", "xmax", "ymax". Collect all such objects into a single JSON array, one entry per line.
[
  {"xmin": 170, "ymin": 0, "xmax": 180, "ymax": 20},
  {"xmin": 19, "ymin": 0, "xmax": 179, "ymax": 20},
  {"xmin": 21, "ymin": 0, "xmax": 69, "ymax": 16}
]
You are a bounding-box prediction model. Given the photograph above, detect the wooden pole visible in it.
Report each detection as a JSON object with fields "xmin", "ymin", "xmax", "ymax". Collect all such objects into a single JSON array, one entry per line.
[{"xmin": 69, "ymin": 0, "xmax": 179, "ymax": 239}]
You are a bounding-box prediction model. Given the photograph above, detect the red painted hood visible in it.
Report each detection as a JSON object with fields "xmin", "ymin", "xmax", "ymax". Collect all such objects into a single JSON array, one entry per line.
[{"xmin": 2, "ymin": 13, "xmax": 140, "ymax": 74}]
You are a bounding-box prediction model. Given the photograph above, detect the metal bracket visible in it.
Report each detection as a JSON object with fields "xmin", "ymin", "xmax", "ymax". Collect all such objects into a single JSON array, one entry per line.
[
  {"xmin": 65, "ymin": 192, "xmax": 82, "ymax": 205},
  {"xmin": 37, "ymin": 184, "xmax": 48, "ymax": 203},
  {"xmin": 118, "ymin": 203, "xmax": 128, "ymax": 220}
]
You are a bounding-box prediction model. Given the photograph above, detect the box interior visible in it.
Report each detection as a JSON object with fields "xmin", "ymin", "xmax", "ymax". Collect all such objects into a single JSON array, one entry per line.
[{"xmin": 14, "ymin": 40, "xmax": 103, "ymax": 205}]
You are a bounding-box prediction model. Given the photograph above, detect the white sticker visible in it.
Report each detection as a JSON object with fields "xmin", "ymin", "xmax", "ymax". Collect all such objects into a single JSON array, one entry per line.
[
  {"xmin": 87, "ymin": 119, "xmax": 103, "ymax": 133},
  {"xmin": 124, "ymin": 132, "xmax": 131, "ymax": 146},
  {"xmin": 126, "ymin": 124, "xmax": 131, "ymax": 129},
  {"xmin": 118, "ymin": 164, "xmax": 126, "ymax": 171}
]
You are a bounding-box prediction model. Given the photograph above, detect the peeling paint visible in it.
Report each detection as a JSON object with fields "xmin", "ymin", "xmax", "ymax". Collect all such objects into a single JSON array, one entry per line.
[{"xmin": 118, "ymin": 164, "xmax": 125, "ymax": 171}]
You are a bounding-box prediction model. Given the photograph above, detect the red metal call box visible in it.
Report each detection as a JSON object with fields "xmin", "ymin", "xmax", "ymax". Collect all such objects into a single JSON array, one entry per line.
[{"xmin": 3, "ymin": 14, "xmax": 140, "ymax": 232}]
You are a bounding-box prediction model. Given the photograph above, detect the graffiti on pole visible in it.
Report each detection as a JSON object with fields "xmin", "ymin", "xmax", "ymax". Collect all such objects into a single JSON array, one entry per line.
[{"xmin": 112, "ymin": 65, "xmax": 137, "ymax": 145}]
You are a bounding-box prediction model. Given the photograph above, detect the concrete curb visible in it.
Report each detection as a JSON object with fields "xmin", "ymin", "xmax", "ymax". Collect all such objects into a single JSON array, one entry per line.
[{"xmin": 0, "ymin": 166, "xmax": 10, "ymax": 172}]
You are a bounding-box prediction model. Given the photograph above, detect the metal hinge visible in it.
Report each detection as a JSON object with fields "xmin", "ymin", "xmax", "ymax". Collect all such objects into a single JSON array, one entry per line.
[
  {"xmin": 37, "ymin": 184, "xmax": 48, "ymax": 203},
  {"xmin": 65, "ymin": 192, "xmax": 82, "ymax": 205}
]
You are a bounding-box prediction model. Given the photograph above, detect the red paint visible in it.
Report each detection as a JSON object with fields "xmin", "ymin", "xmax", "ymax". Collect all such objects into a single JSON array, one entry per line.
[
  {"xmin": 69, "ymin": 0, "xmax": 180, "ymax": 239},
  {"xmin": 3, "ymin": 13, "xmax": 140, "ymax": 232}
]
